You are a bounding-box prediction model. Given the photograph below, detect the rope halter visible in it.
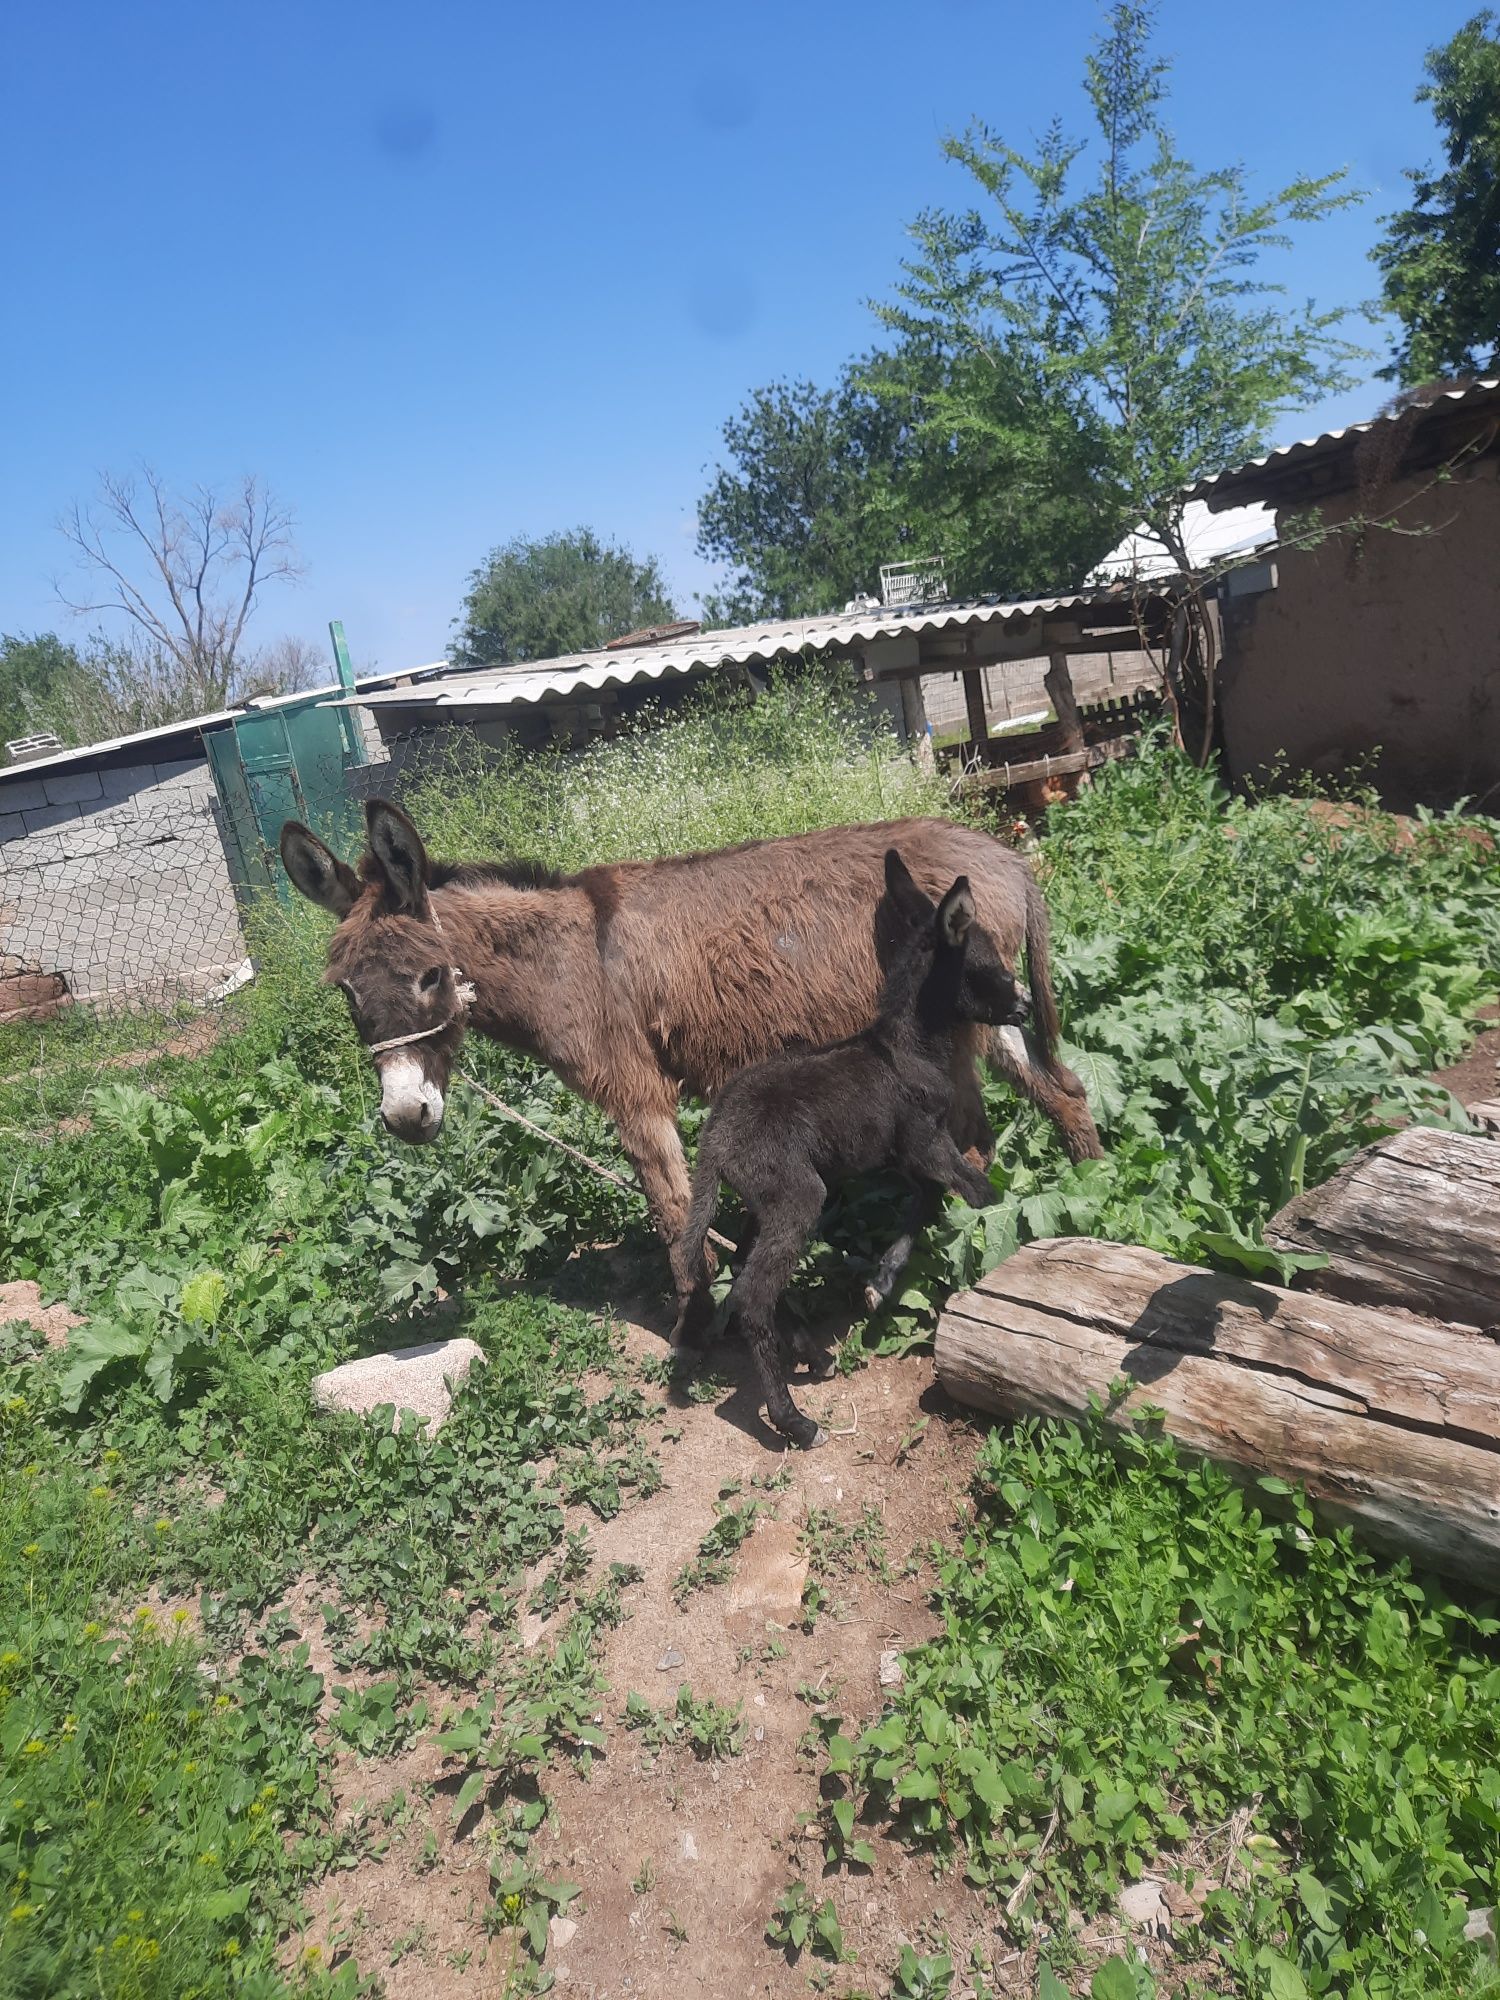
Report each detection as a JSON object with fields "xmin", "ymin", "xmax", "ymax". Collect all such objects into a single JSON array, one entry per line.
[{"xmin": 365, "ymin": 903, "xmax": 477, "ymax": 1057}]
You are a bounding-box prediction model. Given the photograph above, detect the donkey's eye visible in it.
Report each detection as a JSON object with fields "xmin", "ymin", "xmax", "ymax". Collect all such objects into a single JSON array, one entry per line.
[{"xmin": 418, "ymin": 966, "xmax": 443, "ymax": 993}]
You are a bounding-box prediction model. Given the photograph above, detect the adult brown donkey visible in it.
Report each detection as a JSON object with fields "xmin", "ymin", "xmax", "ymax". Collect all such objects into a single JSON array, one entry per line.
[{"xmin": 280, "ymin": 800, "xmax": 1101, "ymax": 1259}]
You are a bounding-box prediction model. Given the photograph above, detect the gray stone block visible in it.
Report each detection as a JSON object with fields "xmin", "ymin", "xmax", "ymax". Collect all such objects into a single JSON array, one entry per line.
[
  {"xmin": 98, "ymin": 763, "xmax": 158, "ymax": 801},
  {"xmin": 0, "ymin": 812, "xmax": 27, "ymax": 849},
  {"xmin": 22, "ymin": 802, "xmax": 80, "ymax": 835},
  {"xmin": 0, "ymin": 776, "xmax": 51, "ymax": 814},
  {"xmin": 152, "ymin": 759, "xmax": 208, "ymax": 786},
  {"xmin": 43, "ymin": 768, "xmax": 104, "ymax": 806}
]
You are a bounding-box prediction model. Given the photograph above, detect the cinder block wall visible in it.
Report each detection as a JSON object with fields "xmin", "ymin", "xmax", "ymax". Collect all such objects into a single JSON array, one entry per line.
[{"xmin": 0, "ymin": 757, "xmax": 246, "ymax": 1009}]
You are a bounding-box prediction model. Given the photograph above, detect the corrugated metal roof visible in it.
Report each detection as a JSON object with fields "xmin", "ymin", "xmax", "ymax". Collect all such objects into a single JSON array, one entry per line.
[
  {"xmin": 1189, "ymin": 376, "xmax": 1500, "ymax": 505},
  {"xmin": 0, "ymin": 664, "xmax": 450, "ymax": 782},
  {"xmin": 342, "ymin": 589, "xmax": 1144, "ymax": 712}
]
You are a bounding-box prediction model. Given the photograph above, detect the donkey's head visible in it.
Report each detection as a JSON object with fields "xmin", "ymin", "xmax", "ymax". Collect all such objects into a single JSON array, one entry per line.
[
  {"xmin": 880, "ymin": 849, "xmax": 1032, "ymax": 1029},
  {"xmin": 280, "ymin": 801, "xmax": 472, "ymax": 1144}
]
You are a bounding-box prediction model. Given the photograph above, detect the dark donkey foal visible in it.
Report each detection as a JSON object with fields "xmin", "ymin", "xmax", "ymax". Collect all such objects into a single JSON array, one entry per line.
[{"xmin": 671, "ymin": 849, "xmax": 1030, "ymax": 1448}]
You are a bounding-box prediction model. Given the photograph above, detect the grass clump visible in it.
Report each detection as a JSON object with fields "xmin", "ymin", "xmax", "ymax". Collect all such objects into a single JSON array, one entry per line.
[{"xmin": 821, "ymin": 1415, "xmax": 1500, "ymax": 1999}]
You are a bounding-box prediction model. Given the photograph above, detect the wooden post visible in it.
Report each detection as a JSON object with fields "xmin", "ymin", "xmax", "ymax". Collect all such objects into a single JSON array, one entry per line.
[
  {"xmin": 898, "ymin": 674, "xmax": 936, "ymax": 774},
  {"xmin": 961, "ymin": 667, "xmax": 990, "ymax": 757},
  {"xmin": 1043, "ymin": 647, "xmax": 1084, "ymax": 755}
]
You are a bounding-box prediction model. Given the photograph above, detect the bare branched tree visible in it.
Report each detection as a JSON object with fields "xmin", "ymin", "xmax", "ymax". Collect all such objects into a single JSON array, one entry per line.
[{"xmin": 57, "ymin": 468, "xmax": 305, "ymax": 715}]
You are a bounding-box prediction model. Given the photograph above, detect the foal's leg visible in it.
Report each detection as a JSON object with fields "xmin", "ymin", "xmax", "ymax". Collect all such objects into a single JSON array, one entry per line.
[
  {"xmin": 903, "ymin": 1125, "xmax": 998, "ymax": 1210},
  {"xmin": 862, "ymin": 1183, "xmax": 943, "ymax": 1313},
  {"xmin": 733, "ymin": 1174, "xmax": 828, "ymax": 1449}
]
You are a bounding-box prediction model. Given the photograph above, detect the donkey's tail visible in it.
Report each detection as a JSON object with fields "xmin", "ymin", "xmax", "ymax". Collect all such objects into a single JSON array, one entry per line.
[{"xmin": 1022, "ymin": 876, "xmax": 1065, "ymax": 1071}]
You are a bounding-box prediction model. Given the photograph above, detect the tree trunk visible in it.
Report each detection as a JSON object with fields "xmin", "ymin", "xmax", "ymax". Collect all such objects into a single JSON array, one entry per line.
[
  {"xmin": 934, "ymin": 1236, "xmax": 1500, "ymax": 1585},
  {"xmin": 1042, "ymin": 649, "xmax": 1084, "ymax": 755},
  {"xmin": 1268, "ymin": 1127, "xmax": 1500, "ymax": 1329}
]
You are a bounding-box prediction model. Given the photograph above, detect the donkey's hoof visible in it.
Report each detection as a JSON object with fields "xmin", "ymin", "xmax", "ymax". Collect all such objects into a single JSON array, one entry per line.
[
  {"xmin": 862, "ymin": 1283, "xmax": 884, "ymax": 1314},
  {"xmin": 784, "ymin": 1423, "xmax": 827, "ymax": 1451}
]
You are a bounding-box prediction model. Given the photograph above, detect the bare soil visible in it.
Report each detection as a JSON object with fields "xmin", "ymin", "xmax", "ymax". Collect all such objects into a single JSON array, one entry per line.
[
  {"xmin": 289, "ymin": 1305, "xmax": 1222, "ymax": 1997},
  {"xmin": 294, "ymin": 1319, "xmax": 970, "ymax": 1994},
  {"xmin": 1431, "ymin": 1001, "xmax": 1500, "ymax": 1111},
  {"xmin": 0, "ymin": 1278, "xmax": 81, "ymax": 1349}
]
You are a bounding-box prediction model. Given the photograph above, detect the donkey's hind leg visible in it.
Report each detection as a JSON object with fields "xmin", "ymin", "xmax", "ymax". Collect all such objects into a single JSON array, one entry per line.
[
  {"xmin": 862, "ymin": 1183, "xmax": 943, "ymax": 1313},
  {"xmin": 734, "ymin": 1175, "xmax": 828, "ymax": 1449}
]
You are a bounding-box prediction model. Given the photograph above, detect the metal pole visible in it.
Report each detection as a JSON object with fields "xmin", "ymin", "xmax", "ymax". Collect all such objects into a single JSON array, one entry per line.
[{"xmin": 328, "ymin": 620, "xmax": 368, "ymax": 767}]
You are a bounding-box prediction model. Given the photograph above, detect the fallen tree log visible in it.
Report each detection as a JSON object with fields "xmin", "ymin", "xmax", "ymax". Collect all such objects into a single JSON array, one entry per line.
[
  {"xmin": 1268, "ymin": 1127, "xmax": 1500, "ymax": 1329},
  {"xmin": 934, "ymin": 1236, "xmax": 1500, "ymax": 1585}
]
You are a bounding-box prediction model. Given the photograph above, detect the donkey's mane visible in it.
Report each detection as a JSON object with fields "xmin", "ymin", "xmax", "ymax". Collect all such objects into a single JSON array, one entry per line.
[{"xmin": 427, "ymin": 857, "xmax": 572, "ymax": 892}]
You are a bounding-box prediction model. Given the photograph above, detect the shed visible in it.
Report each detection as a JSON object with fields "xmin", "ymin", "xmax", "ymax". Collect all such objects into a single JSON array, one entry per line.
[
  {"xmin": 0, "ymin": 659, "xmax": 445, "ymax": 1020},
  {"xmin": 1189, "ymin": 376, "xmax": 1500, "ymax": 810},
  {"xmin": 338, "ymin": 584, "xmax": 1175, "ymax": 781}
]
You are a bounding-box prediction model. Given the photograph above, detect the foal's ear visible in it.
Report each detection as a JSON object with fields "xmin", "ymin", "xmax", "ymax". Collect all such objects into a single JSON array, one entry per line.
[
  {"xmin": 882, "ymin": 848, "xmax": 936, "ymax": 928},
  {"xmin": 280, "ymin": 821, "xmax": 360, "ymax": 918},
  {"xmin": 936, "ymin": 875, "xmax": 975, "ymax": 948},
  {"xmin": 364, "ymin": 799, "xmax": 430, "ymax": 914}
]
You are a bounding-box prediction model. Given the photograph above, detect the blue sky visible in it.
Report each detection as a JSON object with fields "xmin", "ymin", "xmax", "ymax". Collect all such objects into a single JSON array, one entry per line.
[{"xmin": 0, "ymin": 0, "xmax": 1470, "ymax": 675}]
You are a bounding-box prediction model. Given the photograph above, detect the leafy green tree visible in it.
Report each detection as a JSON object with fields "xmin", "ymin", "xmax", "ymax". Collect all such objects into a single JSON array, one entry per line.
[
  {"xmin": 883, "ymin": 2, "xmax": 1362, "ymax": 755},
  {"xmin": 452, "ymin": 528, "xmax": 678, "ymax": 665},
  {"xmin": 1374, "ymin": 11, "xmax": 1500, "ymax": 384},
  {"xmin": 886, "ymin": 3, "xmax": 1361, "ymax": 580},
  {"xmin": 696, "ymin": 346, "xmax": 1114, "ymax": 620},
  {"xmin": 0, "ymin": 631, "xmax": 82, "ymax": 749}
]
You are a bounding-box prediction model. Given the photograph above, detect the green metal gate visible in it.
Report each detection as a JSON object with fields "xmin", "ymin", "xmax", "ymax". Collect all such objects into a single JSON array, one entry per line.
[{"xmin": 204, "ymin": 625, "xmax": 368, "ymax": 902}]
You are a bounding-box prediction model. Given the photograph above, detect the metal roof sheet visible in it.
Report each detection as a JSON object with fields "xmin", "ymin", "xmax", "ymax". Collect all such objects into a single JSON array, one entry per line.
[
  {"xmin": 342, "ymin": 589, "xmax": 1145, "ymax": 713},
  {"xmin": 0, "ymin": 664, "xmax": 450, "ymax": 783},
  {"xmin": 1188, "ymin": 376, "xmax": 1500, "ymax": 505}
]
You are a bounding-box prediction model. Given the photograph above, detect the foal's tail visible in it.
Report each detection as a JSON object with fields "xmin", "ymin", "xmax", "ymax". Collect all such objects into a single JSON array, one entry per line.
[{"xmin": 1022, "ymin": 876, "xmax": 1064, "ymax": 1071}]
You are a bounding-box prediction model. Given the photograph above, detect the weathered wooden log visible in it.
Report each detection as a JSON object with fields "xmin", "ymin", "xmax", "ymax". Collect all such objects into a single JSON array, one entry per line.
[
  {"xmin": 934, "ymin": 1236, "xmax": 1500, "ymax": 1585},
  {"xmin": 1268, "ymin": 1127, "xmax": 1500, "ymax": 1329}
]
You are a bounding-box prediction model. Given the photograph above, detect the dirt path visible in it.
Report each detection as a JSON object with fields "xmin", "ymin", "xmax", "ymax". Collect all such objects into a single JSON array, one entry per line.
[
  {"xmin": 297, "ymin": 1316, "xmax": 1024, "ymax": 1998},
  {"xmin": 1431, "ymin": 1000, "xmax": 1500, "ymax": 1111}
]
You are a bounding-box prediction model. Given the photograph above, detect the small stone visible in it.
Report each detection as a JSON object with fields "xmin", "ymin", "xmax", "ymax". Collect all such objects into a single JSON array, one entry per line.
[
  {"xmin": 1119, "ymin": 1879, "xmax": 1171, "ymax": 1940},
  {"xmin": 754, "ymin": 1725, "xmax": 765, "ymax": 1742},
  {"xmin": 519, "ymin": 1612, "xmax": 547, "ymax": 1651},
  {"xmin": 878, "ymin": 1648, "xmax": 903, "ymax": 1688},
  {"xmin": 1161, "ymin": 1879, "xmax": 1202, "ymax": 1922},
  {"xmin": 1465, "ymin": 1906, "xmax": 1498, "ymax": 1958},
  {"xmin": 657, "ymin": 1646, "xmax": 685, "ymax": 1672},
  {"xmin": 683, "ymin": 1831, "xmax": 699, "ymax": 1861},
  {"xmin": 548, "ymin": 1914, "xmax": 577, "ymax": 1953},
  {"xmin": 753, "ymin": 1692, "xmax": 767, "ymax": 1707},
  {"xmin": 311, "ymin": 1337, "xmax": 485, "ymax": 1435}
]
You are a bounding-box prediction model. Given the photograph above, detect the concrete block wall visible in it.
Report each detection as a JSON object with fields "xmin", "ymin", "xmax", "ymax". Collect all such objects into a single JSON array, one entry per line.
[{"xmin": 0, "ymin": 757, "xmax": 247, "ymax": 1009}]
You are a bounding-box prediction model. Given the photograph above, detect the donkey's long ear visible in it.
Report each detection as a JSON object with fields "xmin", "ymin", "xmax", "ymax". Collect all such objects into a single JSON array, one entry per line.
[
  {"xmin": 882, "ymin": 848, "xmax": 936, "ymax": 928},
  {"xmin": 936, "ymin": 875, "xmax": 975, "ymax": 949},
  {"xmin": 365, "ymin": 799, "xmax": 430, "ymax": 914},
  {"xmin": 281, "ymin": 822, "xmax": 360, "ymax": 918}
]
